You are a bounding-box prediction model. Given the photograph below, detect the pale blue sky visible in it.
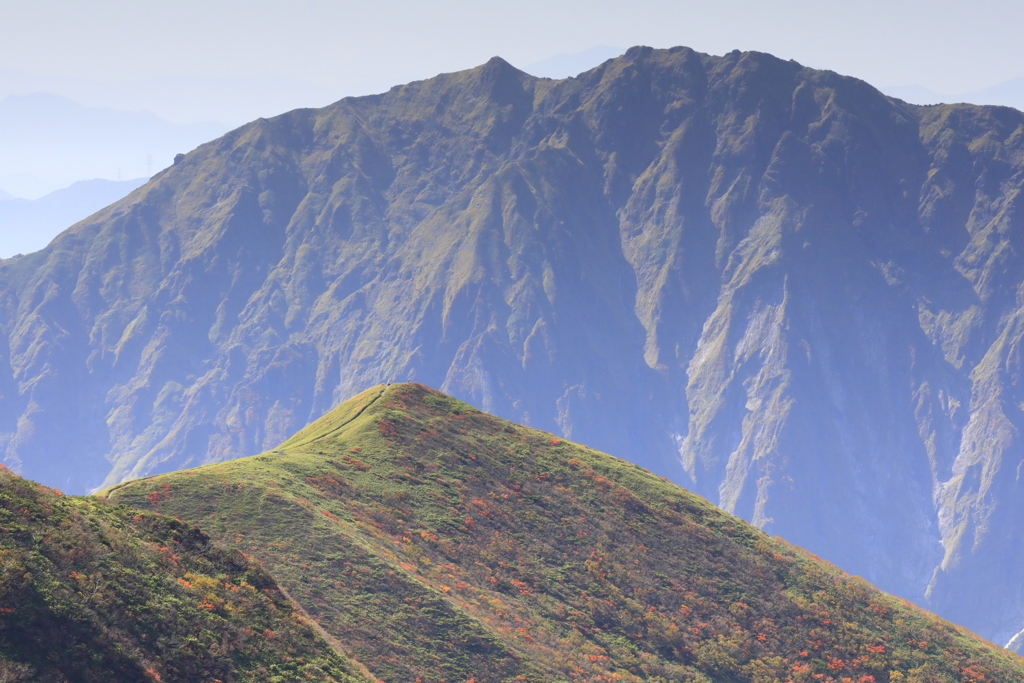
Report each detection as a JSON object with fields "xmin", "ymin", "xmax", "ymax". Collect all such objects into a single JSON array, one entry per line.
[
  {"xmin": 2, "ymin": 0, "xmax": 1022, "ymax": 110},
  {"xmin": 1, "ymin": 0, "xmax": 1022, "ymax": 208}
]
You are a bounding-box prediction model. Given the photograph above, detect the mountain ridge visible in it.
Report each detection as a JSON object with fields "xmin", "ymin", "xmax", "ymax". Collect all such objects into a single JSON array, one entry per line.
[{"xmin": 104, "ymin": 382, "xmax": 1024, "ymax": 683}]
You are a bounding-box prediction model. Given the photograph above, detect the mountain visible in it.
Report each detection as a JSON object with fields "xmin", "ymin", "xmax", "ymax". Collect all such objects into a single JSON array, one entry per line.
[
  {"xmin": 3, "ymin": 45, "xmax": 1024, "ymax": 648},
  {"xmin": 0, "ymin": 466, "xmax": 362, "ymax": 681},
  {"xmin": 103, "ymin": 382, "xmax": 1024, "ymax": 683},
  {"xmin": 0, "ymin": 178, "xmax": 147, "ymax": 258},
  {"xmin": 959, "ymin": 77, "xmax": 1024, "ymax": 111},
  {"xmin": 883, "ymin": 78, "xmax": 1024, "ymax": 111},
  {"xmin": 0, "ymin": 92, "xmax": 227, "ymax": 198},
  {"xmin": 523, "ymin": 46, "xmax": 624, "ymax": 79}
]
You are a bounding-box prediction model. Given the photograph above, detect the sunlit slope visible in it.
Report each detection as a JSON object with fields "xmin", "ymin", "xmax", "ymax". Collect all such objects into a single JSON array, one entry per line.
[
  {"xmin": 0, "ymin": 469, "xmax": 363, "ymax": 682},
  {"xmin": 104, "ymin": 383, "xmax": 1024, "ymax": 683}
]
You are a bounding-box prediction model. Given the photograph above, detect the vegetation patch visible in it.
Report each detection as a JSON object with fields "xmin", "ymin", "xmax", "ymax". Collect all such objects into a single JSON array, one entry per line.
[
  {"xmin": 0, "ymin": 467, "xmax": 363, "ymax": 682},
  {"xmin": 106, "ymin": 383, "xmax": 1024, "ymax": 682}
]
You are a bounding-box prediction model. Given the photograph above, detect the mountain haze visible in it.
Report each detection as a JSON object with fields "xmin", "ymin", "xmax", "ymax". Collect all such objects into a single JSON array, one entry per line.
[
  {"xmin": 105, "ymin": 382, "xmax": 1024, "ymax": 683},
  {"xmin": 523, "ymin": 46, "xmax": 624, "ymax": 79},
  {"xmin": 0, "ymin": 92, "xmax": 227, "ymax": 197},
  {"xmin": 3, "ymin": 46, "xmax": 1024, "ymax": 646}
]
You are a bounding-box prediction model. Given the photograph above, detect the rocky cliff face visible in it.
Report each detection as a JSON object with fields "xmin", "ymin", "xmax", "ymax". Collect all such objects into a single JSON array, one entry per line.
[{"xmin": 3, "ymin": 46, "xmax": 1024, "ymax": 647}]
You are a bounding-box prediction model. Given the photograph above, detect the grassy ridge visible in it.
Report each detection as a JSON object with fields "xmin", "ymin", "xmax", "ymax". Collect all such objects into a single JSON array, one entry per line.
[
  {"xmin": 105, "ymin": 384, "xmax": 1024, "ymax": 682},
  {"xmin": 0, "ymin": 468, "xmax": 363, "ymax": 682}
]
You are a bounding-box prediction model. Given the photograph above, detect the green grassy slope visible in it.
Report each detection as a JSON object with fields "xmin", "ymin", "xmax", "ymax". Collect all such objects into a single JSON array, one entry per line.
[
  {"xmin": 0, "ymin": 468, "xmax": 364, "ymax": 682},
  {"xmin": 105, "ymin": 384, "xmax": 1024, "ymax": 683}
]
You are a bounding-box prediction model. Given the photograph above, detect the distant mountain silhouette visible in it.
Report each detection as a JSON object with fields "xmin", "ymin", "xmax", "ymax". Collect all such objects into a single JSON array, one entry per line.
[
  {"xmin": 0, "ymin": 92, "xmax": 227, "ymax": 197},
  {"xmin": 0, "ymin": 69, "xmax": 342, "ymax": 126},
  {"xmin": 0, "ymin": 178, "xmax": 146, "ymax": 257},
  {"xmin": 523, "ymin": 45, "xmax": 623, "ymax": 78},
  {"xmin": 884, "ymin": 76, "xmax": 1024, "ymax": 110}
]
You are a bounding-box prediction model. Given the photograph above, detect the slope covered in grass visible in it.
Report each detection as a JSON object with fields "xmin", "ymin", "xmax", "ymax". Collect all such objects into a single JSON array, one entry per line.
[
  {"xmin": 106, "ymin": 383, "xmax": 1024, "ymax": 682},
  {"xmin": 0, "ymin": 467, "xmax": 363, "ymax": 682}
]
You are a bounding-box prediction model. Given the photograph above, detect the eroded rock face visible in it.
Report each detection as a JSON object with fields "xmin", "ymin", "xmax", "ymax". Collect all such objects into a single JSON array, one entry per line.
[{"xmin": 3, "ymin": 45, "xmax": 1024, "ymax": 646}]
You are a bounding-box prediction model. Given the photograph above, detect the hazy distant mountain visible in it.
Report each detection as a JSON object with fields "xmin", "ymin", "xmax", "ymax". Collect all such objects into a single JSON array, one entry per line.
[
  {"xmin": 5, "ymin": 46, "xmax": 1024, "ymax": 649},
  {"xmin": 0, "ymin": 69, "xmax": 377, "ymax": 126},
  {"xmin": 884, "ymin": 77, "xmax": 1024, "ymax": 110},
  {"xmin": 960, "ymin": 77, "xmax": 1024, "ymax": 111},
  {"xmin": 523, "ymin": 45, "xmax": 624, "ymax": 78},
  {"xmin": 0, "ymin": 188, "xmax": 12, "ymax": 201},
  {"xmin": 881, "ymin": 84, "xmax": 946, "ymax": 104},
  {"xmin": 0, "ymin": 92, "xmax": 227, "ymax": 197},
  {"xmin": 0, "ymin": 178, "xmax": 147, "ymax": 258}
]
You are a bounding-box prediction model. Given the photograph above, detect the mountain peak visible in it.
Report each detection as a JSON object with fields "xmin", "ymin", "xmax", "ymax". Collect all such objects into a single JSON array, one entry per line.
[
  {"xmin": 481, "ymin": 55, "xmax": 517, "ymax": 72},
  {"xmin": 274, "ymin": 382, "xmax": 491, "ymax": 457},
  {"xmin": 623, "ymin": 44, "xmax": 655, "ymax": 60},
  {"xmin": 274, "ymin": 382, "xmax": 475, "ymax": 451},
  {"xmin": 472, "ymin": 55, "xmax": 535, "ymax": 107}
]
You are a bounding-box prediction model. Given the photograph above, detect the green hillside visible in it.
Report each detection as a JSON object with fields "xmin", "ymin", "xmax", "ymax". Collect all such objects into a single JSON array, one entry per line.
[
  {"xmin": 0, "ymin": 467, "xmax": 364, "ymax": 682},
  {"xmin": 104, "ymin": 383, "xmax": 1024, "ymax": 683}
]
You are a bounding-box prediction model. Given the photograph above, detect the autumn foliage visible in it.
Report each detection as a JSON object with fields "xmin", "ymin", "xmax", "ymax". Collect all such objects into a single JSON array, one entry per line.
[{"xmin": 0, "ymin": 468, "xmax": 361, "ymax": 682}]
